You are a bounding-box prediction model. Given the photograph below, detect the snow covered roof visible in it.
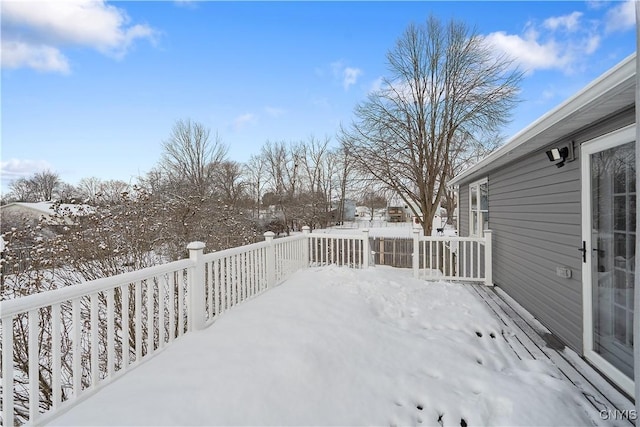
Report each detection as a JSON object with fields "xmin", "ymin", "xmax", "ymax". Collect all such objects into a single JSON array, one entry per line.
[
  {"xmin": 449, "ymin": 53, "xmax": 636, "ymax": 186},
  {"xmin": 1, "ymin": 202, "xmax": 92, "ymax": 217}
]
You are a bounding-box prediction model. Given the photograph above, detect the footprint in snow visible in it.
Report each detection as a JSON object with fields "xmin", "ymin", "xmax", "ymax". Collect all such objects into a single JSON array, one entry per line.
[
  {"xmin": 437, "ymin": 413, "xmax": 468, "ymax": 427},
  {"xmin": 475, "ymin": 330, "xmax": 497, "ymax": 339}
]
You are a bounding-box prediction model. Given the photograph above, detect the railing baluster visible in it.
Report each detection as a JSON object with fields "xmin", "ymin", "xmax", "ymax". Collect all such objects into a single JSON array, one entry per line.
[
  {"xmin": 2, "ymin": 316, "xmax": 15, "ymax": 427},
  {"xmin": 135, "ymin": 281, "xmax": 143, "ymax": 360},
  {"xmin": 248, "ymin": 250, "xmax": 254, "ymax": 297},
  {"xmin": 228, "ymin": 256, "xmax": 234, "ymax": 305},
  {"xmin": 207, "ymin": 261, "xmax": 213, "ymax": 319},
  {"xmin": 237, "ymin": 254, "xmax": 243, "ymax": 302},
  {"xmin": 107, "ymin": 289, "xmax": 115, "ymax": 377},
  {"xmin": 159, "ymin": 275, "xmax": 166, "ymax": 348},
  {"xmin": 122, "ymin": 283, "xmax": 130, "ymax": 367},
  {"xmin": 242, "ymin": 252, "xmax": 247, "ymax": 301},
  {"xmin": 90, "ymin": 293, "xmax": 99, "ymax": 387},
  {"xmin": 213, "ymin": 259, "xmax": 220, "ymax": 317},
  {"xmin": 146, "ymin": 279, "xmax": 154, "ymax": 355},
  {"xmin": 221, "ymin": 259, "xmax": 227, "ymax": 312},
  {"xmin": 52, "ymin": 303, "xmax": 62, "ymax": 408},
  {"xmin": 168, "ymin": 276, "xmax": 175, "ymax": 343},
  {"xmin": 476, "ymin": 240, "xmax": 480, "ymax": 278},
  {"xmin": 471, "ymin": 241, "xmax": 475, "ymax": 279},
  {"xmin": 28, "ymin": 309, "xmax": 39, "ymax": 422},
  {"xmin": 456, "ymin": 242, "xmax": 460, "ymax": 278},
  {"xmin": 449, "ymin": 243, "xmax": 453, "ymax": 277},
  {"xmin": 72, "ymin": 297, "xmax": 82, "ymax": 396},
  {"xmin": 177, "ymin": 273, "xmax": 184, "ymax": 337}
]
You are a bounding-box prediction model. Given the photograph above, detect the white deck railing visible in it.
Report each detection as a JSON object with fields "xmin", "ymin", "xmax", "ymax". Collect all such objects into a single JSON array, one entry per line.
[
  {"xmin": 1, "ymin": 226, "xmax": 490, "ymax": 426},
  {"xmin": 412, "ymin": 229, "xmax": 492, "ymax": 286},
  {"xmin": 308, "ymin": 230, "xmax": 370, "ymax": 268}
]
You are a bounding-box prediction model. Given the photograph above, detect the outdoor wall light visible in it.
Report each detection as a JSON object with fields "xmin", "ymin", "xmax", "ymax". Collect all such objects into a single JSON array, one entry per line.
[{"xmin": 545, "ymin": 142, "xmax": 574, "ymax": 168}]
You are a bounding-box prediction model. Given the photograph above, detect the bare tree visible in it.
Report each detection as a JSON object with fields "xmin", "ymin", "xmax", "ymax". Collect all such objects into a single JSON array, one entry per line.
[
  {"xmin": 340, "ymin": 15, "xmax": 521, "ymax": 235},
  {"xmin": 332, "ymin": 145, "xmax": 355, "ymax": 225},
  {"xmin": 244, "ymin": 154, "xmax": 269, "ymax": 220},
  {"xmin": 297, "ymin": 136, "xmax": 334, "ymax": 228},
  {"xmin": 98, "ymin": 180, "xmax": 131, "ymax": 204},
  {"xmin": 160, "ymin": 119, "xmax": 228, "ymax": 198},
  {"xmin": 213, "ymin": 161, "xmax": 246, "ymax": 207},
  {"xmin": 31, "ymin": 170, "xmax": 61, "ymax": 201},
  {"xmin": 76, "ymin": 177, "xmax": 102, "ymax": 204},
  {"xmin": 55, "ymin": 183, "xmax": 78, "ymax": 203},
  {"xmin": 260, "ymin": 140, "xmax": 299, "ymax": 233},
  {"xmin": 7, "ymin": 177, "xmax": 37, "ymax": 202}
]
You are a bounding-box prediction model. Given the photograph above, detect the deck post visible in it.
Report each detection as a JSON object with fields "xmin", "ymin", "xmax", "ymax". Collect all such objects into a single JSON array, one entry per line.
[
  {"xmin": 264, "ymin": 231, "xmax": 276, "ymax": 287},
  {"xmin": 484, "ymin": 230, "xmax": 493, "ymax": 287},
  {"xmin": 187, "ymin": 241, "xmax": 207, "ymax": 331},
  {"xmin": 361, "ymin": 229, "xmax": 370, "ymax": 268},
  {"xmin": 412, "ymin": 228, "xmax": 420, "ymax": 278},
  {"xmin": 302, "ymin": 226, "xmax": 310, "ymax": 267}
]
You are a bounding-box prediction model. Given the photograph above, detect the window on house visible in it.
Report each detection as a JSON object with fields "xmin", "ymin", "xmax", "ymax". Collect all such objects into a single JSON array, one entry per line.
[{"xmin": 469, "ymin": 179, "xmax": 488, "ymax": 236}]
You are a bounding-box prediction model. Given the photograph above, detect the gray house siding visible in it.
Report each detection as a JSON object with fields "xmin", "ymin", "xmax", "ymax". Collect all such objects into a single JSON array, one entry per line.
[
  {"xmin": 490, "ymin": 145, "xmax": 583, "ymax": 351},
  {"xmin": 458, "ymin": 107, "xmax": 635, "ymax": 354}
]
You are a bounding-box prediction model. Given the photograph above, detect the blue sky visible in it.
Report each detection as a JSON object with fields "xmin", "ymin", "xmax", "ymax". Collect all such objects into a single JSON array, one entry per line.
[{"xmin": 1, "ymin": 1, "xmax": 636, "ymax": 191}]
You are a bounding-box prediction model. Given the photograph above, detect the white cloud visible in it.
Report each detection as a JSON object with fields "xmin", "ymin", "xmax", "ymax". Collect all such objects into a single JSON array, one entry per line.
[
  {"xmin": 265, "ymin": 106, "xmax": 286, "ymax": 118},
  {"xmin": 343, "ymin": 67, "xmax": 363, "ymax": 90},
  {"xmin": 1, "ymin": 40, "xmax": 70, "ymax": 73},
  {"xmin": 585, "ymin": 34, "xmax": 601, "ymax": 54},
  {"xmin": 483, "ymin": 9, "xmax": 608, "ymax": 75},
  {"xmin": 174, "ymin": 0, "xmax": 198, "ymax": 8},
  {"xmin": 586, "ymin": 1, "xmax": 608, "ymax": 10},
  {"xmin": 328, "ymin": 60, "xmax": 363, "ymax": 90},
  {"xmin": 605, "ymin": 0, "xmax": 635, "ymax": 33},
  {"xmin": 1, "ymin": 0, "xmax": 157, "ymax": 73},
  {"xmin": 543, "ymin": 11, "xmax": 583, "ymax": 32},
  {"xmin": 233, "ymin": 113, "xmax": 256, "ymax": 130},
  {"xmin": 1, "ymin": 158, "xmax": 53, "ymax": 180},
  {"xmin": 483, "ymin": 31, "xmax": 568, "ymax": 73}
]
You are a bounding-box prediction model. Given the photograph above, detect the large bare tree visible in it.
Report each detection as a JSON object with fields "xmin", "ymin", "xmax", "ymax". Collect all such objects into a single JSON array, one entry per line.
[
  {"xmin": 340, "ymin": 15, "xmax": 522, "ymax": 235},
  {"xmin": 160, "ymin": 119, "xmax": 228, "ymax": 198}
]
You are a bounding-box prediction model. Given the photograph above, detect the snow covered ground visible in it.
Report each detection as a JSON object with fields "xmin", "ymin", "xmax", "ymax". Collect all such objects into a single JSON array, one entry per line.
[{"xmin": 49, "ymin": 266, "xmax": 600, "ymax": 426}]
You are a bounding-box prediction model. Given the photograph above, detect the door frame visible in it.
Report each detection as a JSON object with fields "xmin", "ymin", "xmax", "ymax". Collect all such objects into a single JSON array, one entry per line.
[{"xmin": 581, "ymin": 124, "xmax": 636, "ymax": 396}]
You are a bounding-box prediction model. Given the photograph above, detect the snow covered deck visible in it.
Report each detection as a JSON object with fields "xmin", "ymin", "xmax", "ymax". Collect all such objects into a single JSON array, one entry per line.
[{"xmin": 46, "ymin": 266, "xmax": 633, "ymax": 426}]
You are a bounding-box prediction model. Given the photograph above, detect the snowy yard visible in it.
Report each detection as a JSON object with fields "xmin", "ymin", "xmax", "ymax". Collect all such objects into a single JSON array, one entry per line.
[{"xmin": 50, "ymin": 266, "xmax": 599, "ymax": 426}]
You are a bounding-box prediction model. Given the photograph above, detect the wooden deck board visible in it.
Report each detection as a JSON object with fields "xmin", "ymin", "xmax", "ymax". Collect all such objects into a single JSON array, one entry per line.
[{"xmin": 469, "ymin": 284, "xmax": 635, "ymax": 426}]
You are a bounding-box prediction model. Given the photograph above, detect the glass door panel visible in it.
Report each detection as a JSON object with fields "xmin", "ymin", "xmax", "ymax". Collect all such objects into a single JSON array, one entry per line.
[{"xmin": 590, "ymin": 141, "xmax": 635, "ymax": 379}]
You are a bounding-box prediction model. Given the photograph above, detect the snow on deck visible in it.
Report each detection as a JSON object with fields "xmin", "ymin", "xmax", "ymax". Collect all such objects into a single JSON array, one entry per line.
[{"xmin": 49, "ymin": 266, "xmax": 599, "ymax": 426}]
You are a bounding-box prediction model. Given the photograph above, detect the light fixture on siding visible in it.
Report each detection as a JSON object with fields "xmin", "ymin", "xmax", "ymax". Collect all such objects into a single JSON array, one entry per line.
[{"xmin": 545, "ymin": 141, "xmax": 575, "ymax": 168}]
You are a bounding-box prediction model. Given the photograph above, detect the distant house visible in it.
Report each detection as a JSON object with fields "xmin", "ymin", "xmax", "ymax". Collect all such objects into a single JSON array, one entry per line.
[
  {"xmin": 386, "ymin": 206, "xmax": 407, "ymax": 222},
  {"xmin": 330, "ymin": 199, "xmax": 356, "ymax": 222},
  {"xmin": 449, "ymin": 54, "xmax": 636, "ymax": 396},
  {"xmin": 355, "ymin": 206, "xmax": 371, "ymax": 218}
]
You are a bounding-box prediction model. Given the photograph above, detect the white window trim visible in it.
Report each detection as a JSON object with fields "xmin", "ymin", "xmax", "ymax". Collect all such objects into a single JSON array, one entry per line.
[{"xmin": 469, "ymin": 178, "xmax": 488, "ymax": 237}]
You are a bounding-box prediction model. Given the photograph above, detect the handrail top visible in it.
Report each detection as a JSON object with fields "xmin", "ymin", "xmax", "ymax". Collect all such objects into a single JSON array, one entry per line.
[
  {"xmin": 200, "ymin": 233, "xmax": 307, "ymax": 262},
  {"xmin": 203, "ymin": 239, "xmax": 269, "ymax": 261},
  {"xmin": 308, "ymin": 233, "xmax": 367, "ymax": 241},
  {"xmin": 418, "ymin": 236, "xmax": 487, "ymax": 242},
  {"xmin": 1, "ymin": 258, "xmax": 194, "ymax": 318}
]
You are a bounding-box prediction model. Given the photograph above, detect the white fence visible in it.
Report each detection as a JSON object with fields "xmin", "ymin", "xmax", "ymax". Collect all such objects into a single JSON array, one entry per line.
[
  {"xmin": 412, "ymin": 229, "xmax": 492, "ymax": 286},
  {"xmin": 0, "ymin": 226, "xmax": 489, "ymax": 425}
]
